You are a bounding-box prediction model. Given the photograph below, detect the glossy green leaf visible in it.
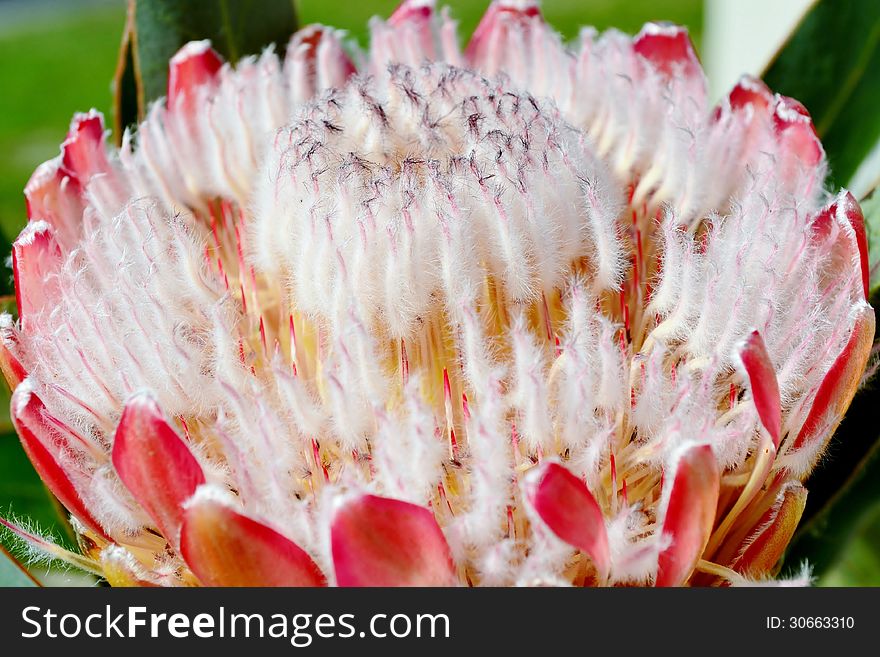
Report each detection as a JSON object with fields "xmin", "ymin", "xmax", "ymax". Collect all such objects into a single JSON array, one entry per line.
[
  {"xmin": 114, "ymin": 0, "xmax": 298, "ymax": 131},
  {"xmin": 762, "ymin": 0, "xmax": 880, "ymax": 194},
  {"xmin": 0, "ymin": 543, "xmax": 37, "ymax": 587}
]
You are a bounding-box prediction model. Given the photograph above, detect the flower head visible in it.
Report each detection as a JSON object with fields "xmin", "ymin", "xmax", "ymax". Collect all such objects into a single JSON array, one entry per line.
[{"xmin": 2, "ymin": 0, "xmax": 873, "ymax": 587}]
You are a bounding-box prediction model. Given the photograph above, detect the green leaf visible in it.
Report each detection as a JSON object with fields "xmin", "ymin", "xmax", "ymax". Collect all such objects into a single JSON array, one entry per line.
[
  {"xmin": 0, "ymin": 543, "xmax": 37, "ymax": 587},
  {"xmin": 784, "ymin": 416, "xmax": 880, "ymax": 580},
  {"xmin": 762, "ymin": 0, "xmax": 880, "ymax": 194},
  {"xmin": 0, "ymin": 429, "xmax": 76, "ymax": 551},
  {"xmin": 113, "ymin": 10, "xmax": 140, "ymax": 144},
  {"xmin": 114, "ymin": 0, "xmax": 298, "ymax": 129}
]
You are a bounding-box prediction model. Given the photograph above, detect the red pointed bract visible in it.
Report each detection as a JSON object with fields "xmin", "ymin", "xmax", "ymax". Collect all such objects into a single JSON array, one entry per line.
[
  {"xmin": 180, "ymin": 492, "xmax": 326, "ymax": 587},
  {"xmin": 773, "ymin": 96, "xmax": 823, "ymax": 168},
  {"xmin": 791, "ymin": 302, "xmax": 875, "ymax": 454},
  {"xmin": 740, "ymin": 331, "xmax": 782, "ymax": 448},
  {"xmin": 112, "ymin": 393, "xmax": 205, "ymax": 545},
  {"xmin": 727, "ymin": 75, "xmax": 773, "ymax": 114},
  {"xmin": 331, "ymin": 494, "xmax": 456, "ymax": 586},
  {"xmin": 60, "ymin": 111, "xmax": 110, "ymax": 186},
  {"xmin": 656, "ymin": 445, "xmax": 720, "ymax": 587},
  {"xmin": 526, "ymin": 462, "xmax": 610, "ymax": 581},
  {"xmin": 11, "ymin": 384, "xmax": 106, "ymax": 538},
  {"xmin": 167, "ymin": 40, "xmax": 224, "ymax": 111},
  {"xmin": 837, "ymin": 191, "xmax": 870, "ymax": 300},
  {"xmin": 633, "ymin": 23, "xmax": 701, "ymax": 79}
]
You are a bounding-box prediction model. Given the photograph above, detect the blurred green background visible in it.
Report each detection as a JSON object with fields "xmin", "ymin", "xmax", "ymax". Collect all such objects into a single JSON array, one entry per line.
[{"xmin": 0, "ymin": 0, "xmax": 876, "ymax": 585}]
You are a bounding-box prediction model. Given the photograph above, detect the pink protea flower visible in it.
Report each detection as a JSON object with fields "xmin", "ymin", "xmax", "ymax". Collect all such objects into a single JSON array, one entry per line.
[{"xmin": 2, "ymin": 0, "xmax": 873, "ymax": 587}]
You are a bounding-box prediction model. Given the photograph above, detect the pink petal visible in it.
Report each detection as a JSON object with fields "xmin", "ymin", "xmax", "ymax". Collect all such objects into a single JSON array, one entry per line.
[
  {"xmin": 739, "ymin": 331, "xmax": 782, "ymax": 448},
  {"xmin": 633, "ymin": 23, "xmax": 701, "ymax": 79},
  {"xmin": 0, "ymin": 320, "xmax": 27, "ymax": 390},
  {"xmin": 389, "ymin": 0, "xmax": 434, "ymax": 26},
  {"xmin": 388, "ymin": 0, "xmax": 436, "ymax": 57},
  {"xmin": 24, "ymin": 158, "xmax": 83, "ymax": 247},
  {"xmin": 732, "ymin": 481, "xmax": 807, "ymax": 576},
  {"xmin": 465, "ymin": 0, "xmax": 542, "ymax": 74},
  {"xmin": 727, "ymin": 75, "xmax": 774, "ymax": 114},
  {"xmin": 112, "ymin": 392, "xmax": 205, "ymax": 545},
  {"xmin": 791, "ymin": 302, "xmax": 875, "ymax": 453},
  {"xmin": 12, "ymin": 221, "xmax": 63, "ymax": 332},
  {"xmin": 811, "ymin": 191, "xmax": 870, "ymax": 299},
  {"xmin": 773, "ymin": 95, "xmax": 823, "ymax": 168},
  {"xmin": 167, "ymin": 40, "xmax": 224, "ymax": 111},
  {"xmin": 656, "ymin": 444, "xmax": 720, "ymax": 587},
  {"xmin": 840, "ymin": 191, "xmax": 870, "ymax": 300},
  {"xmin": 525, "ymin": 462, "xmax": 610, "ymax": 581},
  {"xmin": 180, "ymin": 488, "xmax": 326, "ymax": 587},
  {"xmin": 331, "ymin": 494, "xmax": 456, "ymax": 586},
  {"xmin": 59, "ymin": 110, "xmax": 110, "ymax": 186},
  {"xmin": 286, "ymin": 25, "xmax": 356, "ymax": 104},
  {"xmin": 11, "ymin": 383, "xmax": 106, "ymax": 538}
]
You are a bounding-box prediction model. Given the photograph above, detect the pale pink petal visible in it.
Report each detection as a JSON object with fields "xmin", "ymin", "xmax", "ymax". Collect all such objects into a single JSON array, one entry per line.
[
  {"xmin": 286, "ymin": 25, "xmax": 355, "ymax": 106},
  {"xmin": 331, "ymin": 494, "xmax": 456, "ymax": 586},
  {"xmin": 385, "ymin": 0, "xmax": 438, "ymax": 61},
  {"xmin": 12, "ymin": 221, "xmax": 63, "ymax": 332},
  {"xmin": 465, "ymin": 0, "xmax": 543, "ymax": 76},
  {"xmin": 24, "ymin": 158, "xmax": 83, "ymax": 247}
]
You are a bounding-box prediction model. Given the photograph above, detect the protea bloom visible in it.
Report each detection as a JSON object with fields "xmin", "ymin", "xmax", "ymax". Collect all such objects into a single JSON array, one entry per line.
[{"xmin": 1, "ymin": 0, "xmax": 873, "ymax": 587}]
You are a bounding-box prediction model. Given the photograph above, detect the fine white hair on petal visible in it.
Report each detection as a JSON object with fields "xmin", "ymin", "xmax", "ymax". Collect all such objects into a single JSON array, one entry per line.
[
  {"xmin": 251, "ymin": 63, "xmax": 623, "ymax": 342},
  {"xmin": 605, "ymin": 504, "xmax": 667, "ymax": 585},
  {"xmin": 729, "ymin": 562, "xmax": 813, "ymax": 587},
  {"xmin": 372, "ymin": 374, "xmax": 447, "ymax": 505},
  {"xmin": 184, "ymin": 482, "xmax": 240, "ymax": 510}
]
